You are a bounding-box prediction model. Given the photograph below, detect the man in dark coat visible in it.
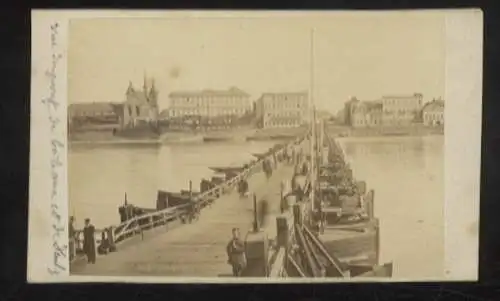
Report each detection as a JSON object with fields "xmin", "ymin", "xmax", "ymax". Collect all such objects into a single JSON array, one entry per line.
[
  {"xmin": 83, "ymin": 218, "xmax": 96, "ymax": 264},
  {"xmin": 68, "ymin": 216, "xmax": 75, "ymax": 261},
  {"xmin": 226, "ymin": 228, "xmax": 247, "ymax": 276}
]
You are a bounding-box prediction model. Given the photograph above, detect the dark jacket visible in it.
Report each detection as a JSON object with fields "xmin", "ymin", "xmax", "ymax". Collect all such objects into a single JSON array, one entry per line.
[{"xmin": 226, "ymin": 238, "xmax": 247, "ymax": 267}]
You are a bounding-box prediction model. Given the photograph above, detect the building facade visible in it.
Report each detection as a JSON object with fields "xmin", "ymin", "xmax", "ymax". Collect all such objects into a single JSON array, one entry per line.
[
  {"xmin": 122, "ymin": 77, "xmax": 160, "ymax": 128},
  {"xmin": 349, "ymin": 99, "xmax": 383, "ymax": 128},
  {"xmin": 344, "ymin": 97, "xmax": 359, "ymax": 126},
  {"xmin": 381, "ymin": 93, "xmax": 423, "ymax": 126},
  {"xmin": 68, "ymin": 102, "xmax": 122, "ymax": 130},
  {"xmin": 255, "ymin": 92, "xmax": 309, "ymax": 129},
  {"xmin": 344, "ymin": 93, "xmax": 423, "ymax": 127},
  {"xmin": 422, "ymin": 98, "xmax": 445, "ymax": 126},
  {"xmin": 168, "ymin": 87, "xmax": 251, "ymax": 119}
]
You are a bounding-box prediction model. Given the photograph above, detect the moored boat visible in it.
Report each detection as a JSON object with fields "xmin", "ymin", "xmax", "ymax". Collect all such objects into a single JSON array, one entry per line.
[
  {"xmin": 203, "ymin": 136, "xmax": 233, "ymax": 142},
  {"xmin": 310, "ymin": 133, "xmax": 391, "ymax": 276},
  {"xmin": 156, "ymin": 190, "xmax": 197, "ymax": 210},
  {"xmin": 208, "ymin": 166, "xmax": 245, "ymax": 174}
]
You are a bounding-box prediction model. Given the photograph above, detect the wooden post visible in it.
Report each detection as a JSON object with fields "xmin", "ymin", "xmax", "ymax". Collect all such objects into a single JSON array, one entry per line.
[
  {"xmin": 276, "ymin": 216, "xmax": 289, "ymax": 248},
  {"xmin": 124, "ymin": 192, "xmax": 129, "ymax": 221},
  {"xmin": 252, "ymin": 194, "xmax": 259, "ymax": 232},
  {"xmin": 371, "ymin": 190, "xmax": 375, "ymax": 218},
  {"xmin": 293, "ymin": 203, "xmax": 302, "ymax": 225},
  {"xmin": 280, "ymin": 182, "xmax": 284, "ymax": 214},
  {"xmin": 148, "ymin": 215, "xmax": 153, "ymax": 229},
  {"xmin": 189, "ymin": 180, "xmax": 193, "ymax": 198},
  {"xmin": 140, "ymin": 221, "xmax": 144, "ymax": 240}
]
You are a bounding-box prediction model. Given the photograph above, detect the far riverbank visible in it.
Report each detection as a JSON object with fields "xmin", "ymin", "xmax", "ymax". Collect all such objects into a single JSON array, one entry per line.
[
  {"xmin": 325, "ymin": 124, "xmax": 444, "ymax": 138},
  {"xmin": 69, "ymin": 127, "xmax": 308, "ymax": 146}
]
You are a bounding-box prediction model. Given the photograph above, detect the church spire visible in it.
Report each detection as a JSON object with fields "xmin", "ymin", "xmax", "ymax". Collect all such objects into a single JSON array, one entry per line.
[
  {"xmin": 143, "ymin": 71, "xmax": 148, "ymax": 93},
  {"xmin": 151, "ymin": 78, "xmax": 156, "ymax": 91},
  {"xmin": 126, "ymin": 81, "xmax": 134, "ymax": 95},
  {"xmin": 149, "ymin": 78, "xmax": 158, "ymax": 105}
]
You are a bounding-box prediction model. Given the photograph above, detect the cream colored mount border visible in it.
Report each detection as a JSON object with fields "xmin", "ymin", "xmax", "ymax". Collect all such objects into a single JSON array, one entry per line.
[{"xmin": 28, "ymin": 9, "xmax": 482, "ymax": 283}]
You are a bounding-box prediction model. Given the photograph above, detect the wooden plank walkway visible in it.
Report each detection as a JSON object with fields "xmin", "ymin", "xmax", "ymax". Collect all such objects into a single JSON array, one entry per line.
[{"xmin": 72, "ymin": 163, "xmax": 297, "ymax": 277}]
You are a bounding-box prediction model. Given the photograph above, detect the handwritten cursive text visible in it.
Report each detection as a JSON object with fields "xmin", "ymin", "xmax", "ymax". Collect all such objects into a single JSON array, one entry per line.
[{"xmin": 43, "ymin": 22, "xmax": 68, "ymax": 276}]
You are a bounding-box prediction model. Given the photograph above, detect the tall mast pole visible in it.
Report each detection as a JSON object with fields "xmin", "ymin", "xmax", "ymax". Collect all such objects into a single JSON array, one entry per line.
[{"xmin": 310, "ymin": 28, "xmax": 316, "ymax": 213}]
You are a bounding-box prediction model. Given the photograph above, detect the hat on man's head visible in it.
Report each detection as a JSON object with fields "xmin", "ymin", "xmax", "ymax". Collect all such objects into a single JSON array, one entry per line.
[{"xmin": 84, "ymin": 218, "xmax": 90, "ymax": 223}]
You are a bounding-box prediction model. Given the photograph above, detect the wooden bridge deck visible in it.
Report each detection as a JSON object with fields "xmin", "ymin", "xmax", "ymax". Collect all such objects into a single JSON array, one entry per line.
[{"xmin": 72, "ymin": 164, "xmax": 296, "ymax": 277}]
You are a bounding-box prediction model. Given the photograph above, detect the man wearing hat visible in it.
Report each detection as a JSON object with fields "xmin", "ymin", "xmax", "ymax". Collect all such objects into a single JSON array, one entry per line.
[{"xmin": 83, "ymin": 218, "xmax": 96, "ymax": 264}]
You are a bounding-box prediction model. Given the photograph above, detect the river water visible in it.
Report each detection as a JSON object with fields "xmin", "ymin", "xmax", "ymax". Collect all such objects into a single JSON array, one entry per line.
[
  {"xmin": 68, "ymin": 141, "xmax": 277, "ymax": 229},
  {"xmin": 69, "ymin": 135, "xmax": 444, "ymax": 279},
  {"xmin": 338, "ymin": 135, "xmax": 444, "ymax": 279}
]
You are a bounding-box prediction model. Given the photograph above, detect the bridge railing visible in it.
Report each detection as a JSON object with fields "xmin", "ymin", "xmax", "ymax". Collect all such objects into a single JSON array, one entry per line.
[{"xmin": 71, "ymin": 135, "xmax": 309, "ymax": 262}]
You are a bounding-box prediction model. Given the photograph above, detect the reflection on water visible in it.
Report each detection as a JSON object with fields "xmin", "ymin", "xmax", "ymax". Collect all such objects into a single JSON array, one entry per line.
[
  {"xmin": 338, "ymin": 135, "xmax": 444, "ymax": 279},
  {"xmin": 68, "ymin": 141, "xmax": 276, "ymax": 230}
]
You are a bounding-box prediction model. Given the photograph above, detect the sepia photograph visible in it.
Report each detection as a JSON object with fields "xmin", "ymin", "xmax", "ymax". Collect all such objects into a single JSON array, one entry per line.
[{"xmin": 29, "ymin": 10, "xmax": 482, "ymax": 283}]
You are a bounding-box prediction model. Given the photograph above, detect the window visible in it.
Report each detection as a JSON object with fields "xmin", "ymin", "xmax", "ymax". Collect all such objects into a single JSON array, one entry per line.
[
  {"xmin": 136, "ymin": 106, "xmax": 140, "ymax": 116},
  {"xmin": 128, "ymin": 105, "xmax": 132, "ymax": 116}
]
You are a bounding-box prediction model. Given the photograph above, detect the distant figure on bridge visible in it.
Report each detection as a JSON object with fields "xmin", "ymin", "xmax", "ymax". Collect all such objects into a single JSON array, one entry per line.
[
  {"xmin": 97, "ymin": 231, "xmax": 110, "ymax": 255},
  {"xmin": 301, "ymin": 161, "xmax": 309, "ymax": 175},
  {"xmin": 188, "ymin": 199, "xmax": 200, "ymax": 222},
  {"xmin": 263, "ymin": 159, "xmax": 273, "ymax": 179},
  {"xmin": 238, "ymin": 178, "xmax": 249, "ymax": 198},
  {"xmin": 83, "ymin": 218, "xmax": 96, "ymax": 264},
  {"xmin": 226, "ymin": 227, "xmax": 247, "ymax": 277}
]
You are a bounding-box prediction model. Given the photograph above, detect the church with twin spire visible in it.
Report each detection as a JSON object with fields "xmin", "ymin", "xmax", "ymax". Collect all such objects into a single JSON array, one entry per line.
[{"xmin": 122, "ymin": 74, "xmax": 160, "ymax": 128}]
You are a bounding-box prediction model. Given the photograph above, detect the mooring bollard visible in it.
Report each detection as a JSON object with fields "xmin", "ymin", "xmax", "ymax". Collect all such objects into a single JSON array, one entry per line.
[
  {"xmin": 252, "ymin": 194, "xmax": 259, "ymax": 232},
  {"xmin": 293, "ymin": 203, "xmax": 302, "ymax": 225},
  {"xmin": 276, "ymin": 216, "xmax": 289, "ymax": 248},
  {"xmin": 244, "ymin": 230, "xmax": 269, "ymax": 277}
]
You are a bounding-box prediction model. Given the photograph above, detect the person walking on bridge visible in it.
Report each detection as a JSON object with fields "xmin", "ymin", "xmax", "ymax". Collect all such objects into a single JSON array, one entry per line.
[
  {"xmin": 83, "ymin": 218, "xmax": 96, "ymax": 264},
  {"xmin": 188, "ymin": 199, "xmax": 200, "ymax": 222},
  {"xmin": 226, "ymin": 227, "xmax": 247, "ymax": 277}
]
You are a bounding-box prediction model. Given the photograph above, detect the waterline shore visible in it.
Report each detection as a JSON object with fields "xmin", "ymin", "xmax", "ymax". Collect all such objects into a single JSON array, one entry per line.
[
  {"xmin": 69, "ymin": 127, "xmax": 308, "ymax": 145},
  {"xmin": 326, "ymin": 124, "xmax": 444, "ymax": 138}
]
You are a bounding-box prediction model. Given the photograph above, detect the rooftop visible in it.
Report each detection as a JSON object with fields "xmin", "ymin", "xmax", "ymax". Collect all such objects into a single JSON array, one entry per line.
[
  {"xmin": 422, "ymin": 99, "xmax": 445, "ymax": 111},
  {"xmin": 351, "ymin": 100, "xmax": 382, "ymax": 112},
  {"xmin": 69, "ymin": 102, "xmax": 123, "ymax": 116},
  {"xmin": 382, "ymin": 93, "xmax": 423, "ymax": 99},
  {"xmin": 261, "ymin": 91, "xmax": 308, "ymax": 97},
  {"xmin": 169, "ymin": 87, "xmax": 250, "ymax": 98},
  {"xmin": 363, "ymin": 100, "xmax": 383, "ymax": 110}
]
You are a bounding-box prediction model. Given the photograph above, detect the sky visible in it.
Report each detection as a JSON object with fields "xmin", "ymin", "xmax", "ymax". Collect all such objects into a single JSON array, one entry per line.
[{"xmin": 68, "ymin": 11, "xmax": 446, "ymax": 113}]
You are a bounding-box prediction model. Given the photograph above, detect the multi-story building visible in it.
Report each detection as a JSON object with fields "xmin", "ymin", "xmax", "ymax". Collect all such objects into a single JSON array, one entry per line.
[
  {"xmin": 343, "ymin": 96, "xmax": 359, "ymax": 126},
  {"xmin": 168, "ymin": 87, "xmax": 251, "ymax": 118},
  {"xmin": 255, "ymin": 92, "xmax": 309, "ymax": 129},
  {"xmin": 344, "ymin": 93, "xmax": 423, "ymax": 127},
  {"xmin": 381, "ymin": 93, "xmax": 423, "ymax": 126},
  {"xmin": 122, "ymin": 77, "xmax": 160, "ymax": 128},
  {"xmin": 68, "ymin": 102, "xmax": 123, "ymax": 130},
  {"xmin": 348, "ymin": 98, "xmax": 383, "ymax": 128},
  {"xmin": 422, "ymin": 98, "xmax": 445, "ymax": 126}
]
